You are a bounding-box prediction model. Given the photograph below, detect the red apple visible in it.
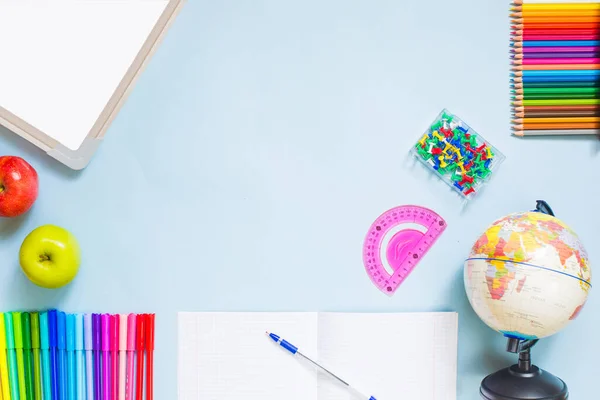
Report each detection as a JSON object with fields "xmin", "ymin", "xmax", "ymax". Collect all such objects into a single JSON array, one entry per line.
[{"xmin": 0, "ymin": 156, "xmax": 39, "ymax": 217}]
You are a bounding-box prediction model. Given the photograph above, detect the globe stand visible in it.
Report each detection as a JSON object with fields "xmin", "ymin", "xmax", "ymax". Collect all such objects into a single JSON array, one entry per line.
[{"xmin": 480, "ymin": 338, "xmax": 568, "ymax": 400}]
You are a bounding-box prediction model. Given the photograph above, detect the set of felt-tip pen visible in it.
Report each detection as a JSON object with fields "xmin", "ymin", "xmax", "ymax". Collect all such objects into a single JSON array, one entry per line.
[{"xmin": 0, "ymin": 310, "xmax": 155, "ymax": 400}]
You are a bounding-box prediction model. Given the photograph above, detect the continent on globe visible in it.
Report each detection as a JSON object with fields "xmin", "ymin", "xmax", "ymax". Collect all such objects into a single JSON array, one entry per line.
[{"xmin": 465, "ymin": 211, "xmax": 591, "ymax": 340}]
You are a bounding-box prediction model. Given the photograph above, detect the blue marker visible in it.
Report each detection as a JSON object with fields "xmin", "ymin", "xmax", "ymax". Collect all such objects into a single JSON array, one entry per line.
[
  {"xmin": 266, "ymin": 332, "xmax": 377, "ymax": 400},
  {"xmin": 57, "ymin": 312, "xmax": 67, "ymax": 400},
  {"xmin": 48, "ymin": 310, "xmax": 59, "ymax": 400}
]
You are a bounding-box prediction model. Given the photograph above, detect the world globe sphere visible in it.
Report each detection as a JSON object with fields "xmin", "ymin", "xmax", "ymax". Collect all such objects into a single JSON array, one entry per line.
[{"xmin": 464, "ymin": 211, "xmax": 591, "ymax": 340}]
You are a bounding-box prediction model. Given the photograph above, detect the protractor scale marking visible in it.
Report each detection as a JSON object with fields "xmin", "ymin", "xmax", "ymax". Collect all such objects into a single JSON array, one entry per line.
[{"xmin": 362, "ymin": 205, "xmax": 447, "ymax": 296}]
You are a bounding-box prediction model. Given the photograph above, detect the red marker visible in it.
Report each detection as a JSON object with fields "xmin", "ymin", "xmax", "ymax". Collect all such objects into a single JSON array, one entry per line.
[
  {"xmin": 145, "ymin": 314, "xmax": 155, "ymax": 400},
  {"xmin": 135, "ymin": 315, "xmax": 146, "ymax": 400}
]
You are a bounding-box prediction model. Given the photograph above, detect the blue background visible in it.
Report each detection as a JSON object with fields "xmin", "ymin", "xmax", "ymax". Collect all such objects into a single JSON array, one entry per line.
[{"xmin": 1, "ymin": 1, "xmax": 598, "ymax": 398}]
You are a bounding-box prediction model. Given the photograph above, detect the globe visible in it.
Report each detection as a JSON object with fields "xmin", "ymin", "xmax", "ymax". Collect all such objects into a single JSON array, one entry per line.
[{"xmin": 464, "ymin": 210, "xmax": 592, "ymax": 340}]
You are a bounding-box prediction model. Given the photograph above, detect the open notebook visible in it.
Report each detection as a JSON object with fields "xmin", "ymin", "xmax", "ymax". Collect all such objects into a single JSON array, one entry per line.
[{"xmin": 178, "ymin": 312, "xmax": 458, "ymax": 400}]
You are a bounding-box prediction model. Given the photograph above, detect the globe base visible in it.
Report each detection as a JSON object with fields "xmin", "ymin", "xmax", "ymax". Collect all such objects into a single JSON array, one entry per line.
[{"xmin": 480, "ymin": 364, "xmax": 568, "ymax": 400}]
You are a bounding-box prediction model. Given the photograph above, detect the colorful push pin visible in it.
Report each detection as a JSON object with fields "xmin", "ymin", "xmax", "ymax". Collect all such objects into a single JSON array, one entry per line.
[
  {"xmin": 418, "ymin": 134, "xmax": 428, "ymax": 148},
  {"xmin": 432, "ymin": 130, "xmax": 444, "ymax": 142},
  {"xmin": 438, "ymin": 156, "xmax": 448, "ymax": 168},
  {"xmin": 464, "ymin": 187, "xmax": 475, "ymax": 196}
]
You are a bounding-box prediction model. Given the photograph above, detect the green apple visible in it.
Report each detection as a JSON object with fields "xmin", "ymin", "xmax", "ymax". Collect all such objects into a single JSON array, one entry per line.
[{"xmin": 19, "ymin": 224, "xmax": 81, "ymax": 288}]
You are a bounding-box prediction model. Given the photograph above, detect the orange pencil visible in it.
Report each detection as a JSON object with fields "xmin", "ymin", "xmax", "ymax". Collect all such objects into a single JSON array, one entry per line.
[
  {"xmin": 512, "ymin": 122, "xmax": 600, "ymax": 130},
  {"xmin": 512, "ymin": 117, "xmax": 600, "ymax": 124}
]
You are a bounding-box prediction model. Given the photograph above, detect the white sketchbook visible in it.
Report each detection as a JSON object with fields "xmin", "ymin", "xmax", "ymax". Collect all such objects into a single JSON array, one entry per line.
[
  {"xmin": 0, "ymin": 0, "xmax": 184, "ymax": 170},
  {"xmin": 178, "ymin": 312, "xmax": 458, "ymax": 400}
]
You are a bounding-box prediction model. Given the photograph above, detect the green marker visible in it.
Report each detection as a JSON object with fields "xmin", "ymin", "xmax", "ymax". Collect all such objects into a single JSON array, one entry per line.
[
  {"xmin": 22, "ymin": 313, "xmax": 34, "ymax": 400},
  {"xmin": 31, "ymin": 313, "xmax": 43, "ymax": 400},
  {"xmin": 13, "ymin": 312, "xmax": 27, "ymax": 400},
  {"xmin": 5, "ymin": 313, "xmax": 20, "ymax": 400}
]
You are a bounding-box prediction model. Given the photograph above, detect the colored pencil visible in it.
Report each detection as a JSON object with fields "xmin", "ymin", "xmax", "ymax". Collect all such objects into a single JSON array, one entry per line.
[
  {"xmin": 513, "ymin": 40, "xmax": 600, "ymax": 47},
  {"xmin": 511, "ymin": 17, "xmax": 600, "ymax": 24},
  {"xmin": 513, "ymin": 116, "xmax": 600, "ymax": 124},
  {"xmin": 514, "ymin": 29, "xmax": 600, "ymax": 35},
  {"xmin": 513, "ymin": 93, "xmax": 597, "ymax": 100},
  {"xmin": 514, "ymin": 87, "xmax": 600, "ymax": 95},
  {"xmin": 514, "ymin": 64, "xmax": 600, "ymax": 71},
  {"xmin": 513, "ymin": 129, "xmax": 598, "ymax": 136},
  {"xmin": 513, "ymin": 105, "xmax": 600, "ymax": 112},
  {"xmin": 515, "ymin": 58, "xmax": 600, "ymax": 65},
  {"xmin": 513, "ymin": 99, "xmax": 600, "ymax": 106},
  {"xmin": 513, "ymin": 2, "xmax": 600, "ymax": 11},
  {"xmin": 512, "ymin": 11, "xmax": 600, "ymax": 18},
  {"xmin": 511, "ymin": 45, "xmax": 599, "ymax": 52},
  {"xmin": 513, "ymin": 110, "xmax": 599, "ymax": 118},
  {"xmin": 512, "ymin": 81, "xmax": 600, "ymax": 88},
  {"xmin": 513, "ymin": 23, "xmax": 600, "ymax": 30},
  {"xmin": 516, "ymin": 34, "xmax": 600, "ymax": 41}
]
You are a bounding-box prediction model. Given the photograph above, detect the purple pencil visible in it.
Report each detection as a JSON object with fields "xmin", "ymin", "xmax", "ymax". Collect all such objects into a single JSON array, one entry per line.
[
  {"xmin": 515, "ymin": 46, "xmax": 600, "ymax": 53},
  {"xmin": 512, "ymin": 52, "xmax": 600, "ymax": 59}
]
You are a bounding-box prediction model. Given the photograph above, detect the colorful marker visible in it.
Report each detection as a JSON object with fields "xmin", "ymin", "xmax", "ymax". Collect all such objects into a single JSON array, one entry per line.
[
  {"xmin": 101, "ymin": 314, "xmax": 110, "ymax": 400},
  {"xmin": 135, "ymin": 315, "xmax": 145, "ymax": 400},
  {"xmin": 111, "ymin": 316, "xmax": 119, "ymax": 400},
  {"xmin": 0, "ymin": 313, "xmax": 12, "ymax": 400},
  {"xmin": 92, "ymin": 314, "xmax": 101, "ymax": 400},
  {"xmin": 66, "ymin": 315, "xmax": 76, "ymax": 400},
  {"xmin": 76, "ymin": 315, "xmax": 85, "ymax": 400},
  {"xmin": 118, "ymin": 315, "xmax": 127, "ymax": 400},
  {"xmin": 5, "ymin": 313, "xmax": 20, "ymax": 400},
  {"xmin": 39, "ymin": 313, "xmax": 52, "ymax": 400},
  {"xmin": 145, "ymin": 314, "xmax": 155, "ymax": 400},
  {"xmin": 30, "ymin": 313, "xmax": 43, "ymax": 400},
  {"xmin": 48, "ymin": 310, "xmax": 58, "ymax": 400},
  {"xmin": 57, "ymin": 312, "xmax": 67, "ymax": 400},
  {"xmin": 84, "ymin": 315, "xmax": 94, "ymax": 400},
  {"xmin": 21, "ymin": 313, "xmax": 33, "ymax": 400},
  {"xmin": 13, "ymin": 312, "xmax": 27, "ymax": 400},
  {"xmin": 125, "ymin": 315, "xmax": 136, "ymax": 400}
]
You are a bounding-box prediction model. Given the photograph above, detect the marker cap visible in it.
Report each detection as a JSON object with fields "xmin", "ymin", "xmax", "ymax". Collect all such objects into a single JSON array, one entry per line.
[
  {"xmin": 110, "ymin": 315, "xmax": 119, "ymax": 351},
  {"xmin": 66, "ymin": 314, "xmax": 76, "ymax": 351},
  {"xmin": 127, "ymin": 314, "xmax": 136, "ymax": 351},
  {"xmin": 92, "ymin": 314, "xmax": 101, "ymax": 351},
  {"xmin": 57, "ymin": 311, "xmax": 66, "ymax": 350},
  {"xmin": 31, "ymin": 312, "xmax": 40, "ymax": 350},
  {"xmin": 40, "ymin": 312, "xmax": 49, "ymax": 350},
  {"xmin": 4, "ymin": 313, "xmax": 15, "ymax": 350},
  {"xmin": 84, "ymin": 314, "xmax": 93, "ymax": 351},
  {"xmin": 13, "ymin": 312, "xmax": 23, "ymax": 349},
  {"xmin": 48, "ymin": 309, "xmax": 58, "ymax": 349},
  {"xmin": 0, "ymin": 313, "xmax": 7, "ymax": 351},
  {"xmin": 136, "ymin": 314, "xmax": 146, "ymax": 351},
  {"xmin": 119, "ymin": 314, "xmax": 127, "ymax": 351},
  {"xmin": 75, "ymin": 314, "xmax": 84, "ymax": 351},
  {"xmin": 145, "ymin": 314, "xmax": 155, "ymax": 351},
  {"xmin": 22, "ymin": 312, "xmax": 32, "ymax": 350},
  {"xmin": 101, "ymin": 314, "xmax": 110, "ymax": 351}
]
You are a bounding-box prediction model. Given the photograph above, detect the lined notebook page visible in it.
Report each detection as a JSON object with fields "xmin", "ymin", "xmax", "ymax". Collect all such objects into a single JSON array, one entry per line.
[
  {"xmin": 316, "ymin": 313, "xmax": 458, "ymax": 400},
  {"xmin": 178, "ymin": 312, "xmax": 318, "ymax": 400}
]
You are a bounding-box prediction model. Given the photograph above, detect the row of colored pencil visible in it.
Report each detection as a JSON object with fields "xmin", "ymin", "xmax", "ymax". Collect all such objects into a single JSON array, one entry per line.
[
  {"xmin": 511, "ymin": 0, "xmax": 600, "ymax": 136},
  {"xmin": 0, "ymin": 310, "xmax": 155, "ymax": 400}
]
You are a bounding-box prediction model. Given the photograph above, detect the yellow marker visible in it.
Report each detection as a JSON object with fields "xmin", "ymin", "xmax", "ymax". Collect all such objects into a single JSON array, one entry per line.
[{"xmin": 0, "ymin": 313, "xmax": 10, "ymax": 400}]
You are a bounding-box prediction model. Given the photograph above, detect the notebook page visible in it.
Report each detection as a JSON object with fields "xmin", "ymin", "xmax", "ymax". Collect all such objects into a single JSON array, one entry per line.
[
  {"xmin": 178, "ymin": 312, "xmax": 318, "ymax": 400},
  {"xmin": 316, "ymin": 312, "xmax": 457, "ymax": 400}
]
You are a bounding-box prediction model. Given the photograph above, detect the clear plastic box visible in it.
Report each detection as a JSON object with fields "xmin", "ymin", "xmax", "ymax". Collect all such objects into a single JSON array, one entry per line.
[{"xmin": 410, "ymin": 109, "xmax": 505, "ymax": 199}]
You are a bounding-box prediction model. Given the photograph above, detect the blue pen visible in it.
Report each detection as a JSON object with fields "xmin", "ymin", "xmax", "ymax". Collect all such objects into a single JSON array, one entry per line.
[
  {"xmin": 48, "ymin": 310, "xmax": 59, "ymax": 400},
  {"xmin": 57, "ymin": 312, "xmax": 67, "ymax": 400},
  {"xmin": 76, "ymin": 314, "xmax": 85, "ymax": 400},
  {"xmin": 66, "ymin": 315, "xmax": 76, "ymax": 400},
  {"xmin": 266, "ymin": 332, "xmax": 377, "ymax": 400},
  {"xmin": 40, "ymin": 312, "xmax": 53, "ymax": 400}
]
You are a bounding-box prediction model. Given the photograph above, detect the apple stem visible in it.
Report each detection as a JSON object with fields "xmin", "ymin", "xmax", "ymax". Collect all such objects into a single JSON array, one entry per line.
[
  {"xmin": 0, "ymin": 183, "xmax": 4, "ymax": 193},
  {"xmin": 39, "ymin": 254, "xmax": 51, "ymax": 262}
]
